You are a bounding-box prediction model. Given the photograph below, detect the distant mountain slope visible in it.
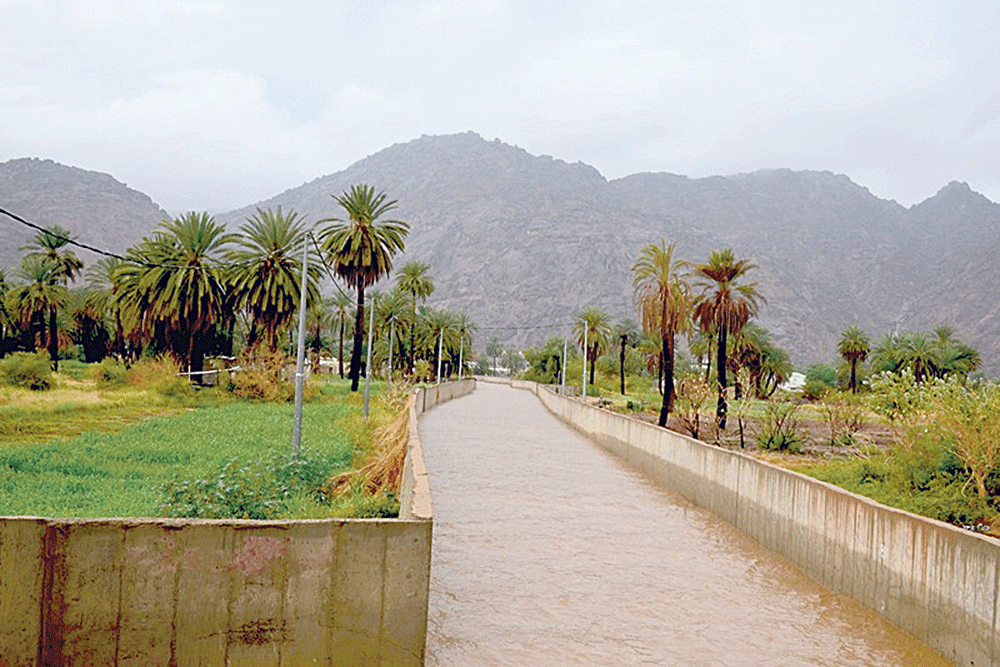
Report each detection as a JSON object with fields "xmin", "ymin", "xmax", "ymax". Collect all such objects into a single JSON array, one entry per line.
[
  {"xmin": 0, "ymin": 158, "xmax": 167, "ymax": 271},
  {"xmin": 7, "ymin": 134, "xmax": 1000, "ymax": 373},
  {"xmin": 220, "ymin": 132, "xmax": 1000, "ymax": 371}
]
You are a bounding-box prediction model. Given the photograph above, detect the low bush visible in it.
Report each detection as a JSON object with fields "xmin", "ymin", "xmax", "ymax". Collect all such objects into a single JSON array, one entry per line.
[
  {"xmin": 0, "ymin": 352, "xmax": 53, "ymax": 390},
  {"xmin": 756, "ymin": 401, "xmax": 802, "ymax": 453},
  {"xmin": 93, "ymin": 358, "xmax": 128, "ymax": 386},
  {"xmin": 158, "ymin": 448, "xmax": 340, "ymax": 520}
]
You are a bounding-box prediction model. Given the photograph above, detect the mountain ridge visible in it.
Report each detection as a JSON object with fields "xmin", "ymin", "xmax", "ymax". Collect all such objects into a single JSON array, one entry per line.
[{"xmin": 3, "ymin": 133, "xmax": 998, "ymax": 372}]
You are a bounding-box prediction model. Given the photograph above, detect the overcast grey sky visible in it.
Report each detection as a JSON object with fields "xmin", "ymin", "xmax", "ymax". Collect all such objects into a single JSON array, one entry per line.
[{"xmin": 3, "ymin": 0, "xmax": 999, "ymax": 215}]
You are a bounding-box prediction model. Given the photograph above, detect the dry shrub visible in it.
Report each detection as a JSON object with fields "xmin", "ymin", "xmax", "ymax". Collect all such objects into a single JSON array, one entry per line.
[
  {"xmin": 125, "ymin": 356, "xmax": 181, "ymax": 389},
  {"xmin": 231, "ymin": 349, "xmax": 297, "ymax": 402},
  {"xmin": 325, "ymin": 384, "xmax": 413, "ymax": 499}
]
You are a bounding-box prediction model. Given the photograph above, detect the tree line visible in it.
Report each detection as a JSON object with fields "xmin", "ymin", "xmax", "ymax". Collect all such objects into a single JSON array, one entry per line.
[{"xmin": 0, "ymin": 184, "xmax": 476, "ymax": 390}]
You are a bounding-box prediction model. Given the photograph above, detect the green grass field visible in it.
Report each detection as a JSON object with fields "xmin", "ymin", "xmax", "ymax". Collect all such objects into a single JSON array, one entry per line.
[{"xmin": 0, "ymin": 401, "xmax": 354, "ymax": 518}]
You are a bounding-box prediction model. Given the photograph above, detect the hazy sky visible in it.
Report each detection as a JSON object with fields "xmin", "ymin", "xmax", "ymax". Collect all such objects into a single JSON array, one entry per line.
[{"xmin": 3, "ymin": 0, "xmax": 999, "ymax": 215}]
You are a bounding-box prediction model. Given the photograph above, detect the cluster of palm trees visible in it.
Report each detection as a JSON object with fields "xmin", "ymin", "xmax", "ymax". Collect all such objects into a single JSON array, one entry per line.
[
  {"xmin": 568, "ymin": 241, "xmax": 781, "ymax": 430},
  {"xmin": 0, "ymin": 184, "xmax": 477, "ymax": 390},
  {"xmin": 838, "ymin": 324, "xmax": 980, "ymax": 391}
]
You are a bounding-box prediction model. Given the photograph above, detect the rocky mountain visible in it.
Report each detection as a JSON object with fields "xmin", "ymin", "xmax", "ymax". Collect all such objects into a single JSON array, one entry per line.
[
  {"xmin": 0, "ymin": 158, "xmax": 168, "ymax": 271},
  {"xmin": 5, "ymin": 133, "xmax": 999, "ymax": 372}
]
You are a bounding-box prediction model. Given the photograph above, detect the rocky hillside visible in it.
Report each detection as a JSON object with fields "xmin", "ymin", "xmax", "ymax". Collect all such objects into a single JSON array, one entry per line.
[
  {"xmin": 6, "ymin": 134, "xmax": 999, "ymax": 372},
  {"xmin": 0, "ymin": 158, "xmax": 167, "ymax": 270}
]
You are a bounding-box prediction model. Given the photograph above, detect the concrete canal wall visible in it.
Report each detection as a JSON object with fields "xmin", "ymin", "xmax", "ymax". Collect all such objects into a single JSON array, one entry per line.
[
  {"xmin": 518, "ymin": 380, "xmax": 999, "ymax": 667},
  {"xmin": 0, "ymin": 379, "xmax": 474, "ymax": 667}
]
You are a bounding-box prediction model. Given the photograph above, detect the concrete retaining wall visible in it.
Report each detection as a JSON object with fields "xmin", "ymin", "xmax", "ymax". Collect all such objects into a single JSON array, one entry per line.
[
  {"xmin": 526, "ymin": 382, "xmax": 999, "ymax": 667},
  {"xmin": 0, "ymin": 379, "xmax": 475, "ymax": 667}
]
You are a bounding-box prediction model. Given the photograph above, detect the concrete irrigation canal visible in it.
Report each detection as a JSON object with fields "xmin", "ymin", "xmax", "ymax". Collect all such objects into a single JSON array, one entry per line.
[{"xmin": 421, "ymin": 381, "xmax": 953, "ymax": 666}]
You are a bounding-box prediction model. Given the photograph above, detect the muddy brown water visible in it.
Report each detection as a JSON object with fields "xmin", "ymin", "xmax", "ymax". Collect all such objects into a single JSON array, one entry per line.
[{"xmin": 420, "ymin": 382, "xmax": 952, "ymax": 666}]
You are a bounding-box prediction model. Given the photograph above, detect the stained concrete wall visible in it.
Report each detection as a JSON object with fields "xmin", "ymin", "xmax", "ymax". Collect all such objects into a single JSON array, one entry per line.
[
  {"xmin": 526, "ymin": 382, "xmax": 999, "ymax": 667},
  {"xmin": 0, "ymin": 379, "xmax": 474, "ymax": 667}
]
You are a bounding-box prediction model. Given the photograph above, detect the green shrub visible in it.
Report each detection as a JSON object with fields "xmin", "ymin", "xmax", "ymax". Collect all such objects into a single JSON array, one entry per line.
[
  {"xmin": 801, "ymin": 379, "xmax": 830, "ymax": 401},
  {"xmin": 756, "ymin": 401, "xmax": 802, "ymax": 453},
  {"xmin": 158, "ymin": 448, "xmax": 340, "ymax": 520},
  {"xmin": 0, "ymin": 352, "xmax": 53, "ymax": 390},
  {"xmin": 93, "ymin": 358, "xmax": 128, "ymax": 386}
]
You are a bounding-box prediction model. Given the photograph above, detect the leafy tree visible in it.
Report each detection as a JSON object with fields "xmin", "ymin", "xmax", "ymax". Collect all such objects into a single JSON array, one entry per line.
[
  {"xmin": 633, "ymin": 241, "xmax": 691, "ymax": 426},
  {"xmin": 838, "ymin": 325, "xmax": 870, "ymax": 393},
  {"xmin": 573, "ymin": 306, "xmax": 612, "ymax": 388},
  {"xmin": 20, "ymin": 225, "xmax": 82, "ymax": 370},
  {"xmin": 524, "ymin": 336, "xmax": 566, "ymax": 384},
  {"xmin": 318, "ymin": 184, "xmax": 409, "ymax": 391},
  {"xmin": 690, "ymin": 248, "xmax": 764, "ymax": 429},
  {"xmin": 395, "ymin": 261, "xmax": 434, "ymax": 373},
  {"xmin": 230, "ymin": 207, "xmax": 319, "ymax": 352}
]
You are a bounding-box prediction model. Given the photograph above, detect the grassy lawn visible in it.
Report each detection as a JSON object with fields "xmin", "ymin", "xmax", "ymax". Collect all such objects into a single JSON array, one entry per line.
[{"xmin": 0, "ymin": 370, "xmax": 395, "ymax": 519}]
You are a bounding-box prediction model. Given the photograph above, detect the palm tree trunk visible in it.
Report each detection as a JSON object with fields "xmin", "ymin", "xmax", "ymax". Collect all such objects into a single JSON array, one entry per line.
[
  {"xmin": 48, "ymin": 305, "xmax": 59, "ymax": 371},
  {"xmin": 850, "ymin": 359, "xmax": 858, "ymax": 393},
  {"xmin": 716, "ymin": 327, "xmax": 728, "ymax": 430},
  {"xmin": 658, "ymin": 333, "xmax": 676, "ymax": 427},
  {"xmin": 349, "ymin": 287, "xmax": 365, "ymax": 391},
  {"xmin": 588, "ymin": 345, "xmax": 596, "ymax": 386}
]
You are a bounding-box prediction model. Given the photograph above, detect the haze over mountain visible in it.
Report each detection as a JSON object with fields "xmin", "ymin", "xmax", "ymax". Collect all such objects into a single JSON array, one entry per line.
[{"xmin": 4, "ymin": 133, "xmax": 999, "ymax": 373}]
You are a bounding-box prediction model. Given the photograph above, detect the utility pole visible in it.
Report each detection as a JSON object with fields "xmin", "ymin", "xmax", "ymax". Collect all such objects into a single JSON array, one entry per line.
[
  {"xmin": 458, "ymin": 334, "xmax": 464, "ymax": 380},
  {"xmin": 436, "ymin": 328, "xmax": 443, "ymax": 385},
  {"xmin": 291, "ymin": 239, "xmax": 309, "ymax": 454},
  {"xmin": 561, "ymin": 335, "xmax": 567, "ymax": 394},
  {"xmin": 387, "ymin": 316, "xmax": 394, "ymax": 392}
]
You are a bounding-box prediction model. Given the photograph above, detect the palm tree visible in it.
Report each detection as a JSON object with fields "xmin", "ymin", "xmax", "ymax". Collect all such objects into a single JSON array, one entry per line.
[
  {"xmin": 838, "ymin": 325, "xmax": 870, "ymax": 393},
  {"xmin": 485, "ymin": 337, "xmax": 503, "ymax": 375},
  {"xmin": 230, "ymin": 207, "xmax": 319, "ymax": 352},
  {"xmin": 573, "ymin": 306, "xmax": 611, "ymax": 388},
  {"xmin": 905, "ymin": 333, "xmax": 937, "ymax": 384},
  {"xmin": 395, "ymin": 261, "xmax": 434, "ymax": 373},
  {"xmin": 11, "ymin": 256, "xmax": 69, "ymax": 359},
  {"xmin": 318, "ymin": 184, "xmax": 409, "ymax": 391},
  {"xmin": 690, "ymin": 248, "xmax": 764, "ymax": 430},
  {"xmin": 21, "ymin": 224, "xmax": 83, "ymax": 370},
  {"xmin": 454, "ymin": 313, "xmax": 477, "ymax": 378},
  {"xmin": 118, "ymin": 213, "xmax": 236, "ymax": 374},
  {"xmin": 416, "ymin": 306, "xmax": 460, "ymax": 380},
  {"xmin": 613, "ymin": 319, "xmax": 640, "ymax": 396},
  {"xmin": 633, "ymin": 241, "xmax": 691, "ymax": 425}
]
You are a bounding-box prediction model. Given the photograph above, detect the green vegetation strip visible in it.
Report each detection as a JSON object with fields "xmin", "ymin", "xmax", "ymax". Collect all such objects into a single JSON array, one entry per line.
[{"xmin": 0, "ymin": 402, "xmax": 352, "ymax": 519}]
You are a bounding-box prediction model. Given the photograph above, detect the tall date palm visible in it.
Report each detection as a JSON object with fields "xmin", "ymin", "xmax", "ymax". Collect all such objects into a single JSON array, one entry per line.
[
  {"xmin": 229, "ymin": 206, "xmax": 318, "ymax": 352},
  {"xmin": 319, "ymin": 184, "xmax": 409, "ymax": 391},
  {"xmin": 690, "ymin": 248, "xmax": 764, "ymax": 430},
  {"xmin": 633, "ymin": 240, "xmax": 691, "ymax": 426},
  {"xmin": 395, "ymin": 260, "xmax": 434, "ymax": 373}
]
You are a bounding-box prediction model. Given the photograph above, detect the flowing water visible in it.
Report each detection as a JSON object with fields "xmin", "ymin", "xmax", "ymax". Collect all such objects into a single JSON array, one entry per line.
[{"xmin": 420, "ymin": 382, "xmax": 951, "ymax": 666}]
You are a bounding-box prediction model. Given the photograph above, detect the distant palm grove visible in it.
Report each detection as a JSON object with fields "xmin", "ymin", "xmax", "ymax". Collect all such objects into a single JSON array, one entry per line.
[{"xmin": 0, "ymin": 185, "xmax": 476, "ymax": 388}]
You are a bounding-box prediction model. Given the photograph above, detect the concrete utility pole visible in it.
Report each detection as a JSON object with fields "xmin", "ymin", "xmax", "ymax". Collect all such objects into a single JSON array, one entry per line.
[
  {"xmin": 561, "ymin": 335, "xmax": 567, "ymax": 394},
  {"xmin": 458, "ymin": 336, "xmax": 464, "ymax": 380},
  {"xmin": 387, "ymin": 317, "xmax": 394, "ymax": 392},
  {"xmin": 363, "ymin": 298, "xmax": 375, "ymax": 420},
  {"xmin": 436, "ymin": 329, "xmax": 443, "ymax": 385},
  {"xmin": 291, "ymin": 239, "xmax": 309, "ymax": 454}
]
